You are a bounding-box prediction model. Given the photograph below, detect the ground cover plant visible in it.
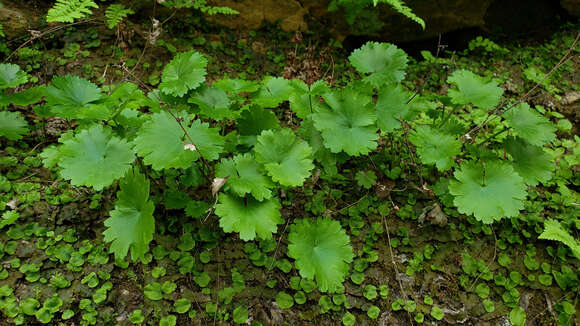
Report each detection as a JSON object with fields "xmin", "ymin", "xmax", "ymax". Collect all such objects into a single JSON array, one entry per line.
[{"xmin": 0, "ymin": 1, "xmax": 579, "ymax": 325}]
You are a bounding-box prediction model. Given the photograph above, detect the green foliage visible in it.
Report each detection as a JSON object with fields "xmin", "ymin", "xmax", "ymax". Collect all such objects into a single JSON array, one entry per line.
[
  {"xmin": 288, "ymin": 218, "xmax": 354, "ymax": 292},
  {"xmin": 539, "ymin": 220, "xmax": 580, "ymax": 259},
  {"xmin": 331, "ymin": 0, "xmax": 424, "ymax": 29},
  {"xmin": 349, "ymin": 42, "xmax": 408, "ymax": 87},
  {"xmin": 103, "ymin": 168, "xmax": 155, "ymax": 262},
  {"xmin": 409, "ymin": 125, "xmax": 461, "ymax": 171},
  {"xmin": 45, "ymin": 75, "xmax": 104, "ymax": 120},
  {"xmin": 105, "ymin": 4, "xmax": 134, "ymax": 29},
  {"xmin": 216, "ymin": 154, "xmax": 273, "ymax": 201},
  {"xmin": 160, "ymin": 51, "xmax": 208, "ymax": 97},
  {"xmin": 215, "ymin": 194, "xmax": 282, "ymax": 241},
  {"xmin": 160, "ymin": 0, "xmax": 239, "ymax": 15},
  {"xmin": 46, "ymin": 0, "xmax": 98, "ymax": 23},
  {"xmin": 375, "ymin": 84, "xmax": 419, "ymax": 132},
  {"xmin": 504, "ymin": 136, "xmax": 554, "ymax": 186},
  {"xmin": 0, "ymin": 111, "xmax": 28, "ymax": 140},
  {"xmin": 135, "ymin": 111, "xmax": 223, "ymax": 170},
  {"xmin": 447, "ymin": 69, "xmax": 503, "ymax": 109},
  {"xmin": 44, "ymin": 124, "xmax": 135, "ymax": 190},
  {"xmin": 374, "ymin": 0, "xmax": 425, "ymax": 28},
  {"xmin": 312, "ymin": 88, "xmax": 378, "ymax": 156},
  {"xmin": 255, "ymin": 129, "xmax": 314, "ymax": 187},
  {"xmin": 449, "ymin": 161, "xmax": 527, "ymax": 223},
  {"xmin": 503, "ymin": 103, "xmax": 556, "ymax": 146},
  {"xmin": 0, "ymin": 64, "xmax": 28, "ymax": 89}
]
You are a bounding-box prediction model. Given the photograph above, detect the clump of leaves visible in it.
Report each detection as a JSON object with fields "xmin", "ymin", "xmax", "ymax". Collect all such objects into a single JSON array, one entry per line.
[{"xmin": 288, "ymin": 218, "xmax": 354, "ymax": 292}]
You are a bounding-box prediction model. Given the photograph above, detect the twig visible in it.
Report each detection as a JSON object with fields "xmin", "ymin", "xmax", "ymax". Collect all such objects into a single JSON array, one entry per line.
[{"xmin": 4, "ymin": 19, "xmax": 98, "ymax": 62}]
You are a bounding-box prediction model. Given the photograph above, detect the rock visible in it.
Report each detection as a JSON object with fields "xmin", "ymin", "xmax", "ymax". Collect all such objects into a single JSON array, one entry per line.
[
  {"xmin": 561, "ymin": 0, "xmax": 580, "ymax": 17},
  {"xmin": 206, "ymin": 0, "xmax": 315, "ymax": 32},
  {"xmin": 0, "ymin": 6, "xmax": 29, "ymax": 39}
]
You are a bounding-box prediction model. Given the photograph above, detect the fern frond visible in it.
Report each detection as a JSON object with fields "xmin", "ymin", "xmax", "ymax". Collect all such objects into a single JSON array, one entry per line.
[
  {"xmin": 105, "ymin": 4, "xmax": 134, "ymax": 29},
  {"xmin": 373, "ymin": 0, "xmax": 425, "ymax": 29},
  {"xmin": 46, "ymin": 0, "xmax": 99, "ymax": 23},
  {"xmin": 539, "ymin": 220, "xmax": 580, "ymax": 259}
]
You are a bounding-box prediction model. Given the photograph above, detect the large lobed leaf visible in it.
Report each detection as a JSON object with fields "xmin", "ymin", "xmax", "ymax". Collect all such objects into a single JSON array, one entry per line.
[
  {"xmin": 376, "ymin": 84, "xmax": 422, "ymax": 132},
  {"xmin": 45, "ymin": 75, "xmax": 105, "ymax": 120},
  {"xmin": 409, "ymin": 125, "xmax": 461, "ymax": 171},
  {"xmin": 255, "ymin": 129, "xmax": 314, "ymax": 187},
  {"xmin": 251, "ymin": 77, "xmax": 294, "ymax": 108},
  {"xmin": 160, "ymin": 51, "xmax": 208, "ymax": 97},
  {"xmin": 216, "ymin": 153, "xmax": 273, "ymax": 201},
  {"xmin": 188, "ymin": 85, "xmax": 233, "ymax": 120},
  {"xmin": 215, "ymin": 194, "xmax": 282, "ymax": 241},
  {"xmin": 503, "ymin": 102, "xmax": 556, "ymax": 146},
  {"xmin": 103, "ymin": 168, "xmax": 155, "ymax": 262},
  {"xmin": 447, "ymin": 70, "xmax": 503, "ymax": 110},
  {"xmin": 53, "ymin": 124, "xmax": 135, "ymax": 190},
  {"xmin": 312, "ymin": 88, "xmax": 378, "ymax": 156},
  {"xmin": 288, "ymin": 218, "xmax": 354, "ymax": 293},
  {"xmin": 0, "ymin": 111, "xmax": 29, "ymax": 140},
  {"xmin": 448, "ymin": 160, "xmax": 527, "ymax": 224},
  {"xmin": 135, "ymin": 111, "xmax": 224, "ymax": 170},
  {"xmin": 504, "ymin": 136, "xmax": 553, "ymax": 186},
  {"xmin": 348, "ymin": 42, "xmax": 408, "ymax": 88},
  {"xmin": 0, "ymin": 64, "xmax": 28, "ymax": 90}
]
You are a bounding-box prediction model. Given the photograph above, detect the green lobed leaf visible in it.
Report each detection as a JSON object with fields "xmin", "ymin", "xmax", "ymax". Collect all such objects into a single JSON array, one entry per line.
[
  {"xmin": 504, "ymin": 136, "xmax": 553, "ymax": 186},
  {"xmin": 312, "ymin": 88, "xmax": 378, "ymax": 156},
  {"xmin": 448, "ymin": 160, "xmax": 527, "ymax": 223},
  {"xmin": 375, "ymin": 84, "xmax": 421, "ymax": 132},
  {"xmin": 237, "ymin": 106, "xmax": 280, "ymax": 136},
  {"xmin": 288, "ymin": 218, "xmax": 354, "ymax": 293},
  {"xmin": 503, "ymin": 102, "xmax": 556, "ymax": 146},
  {"xmin": 55, "ymin": 124, "xmax": 135, "ymax": 190},
  {"xmin": 348, "ymin": 42, "xmax": 408, "ymax": 87},
  {"xmin": 288, "ymin": 80, "xmax": 330, "ymax": 119},
  {"xmin": 409, "ymin": 125, "xmax": 462, "ymax": 171},
  {"xmin": 447, "ymin": 70, "xmax": 503, "ymax": 110},
  {"xmin": 0, "ymin": 64, "xmax": 28, "ymax": 89},
  {"xmin": 45, "ymin": 75, "xmax": 105, "ymax": 120},
  {"xmin": 215, "ymin": 153, "xmax": 273, "ymax": 201},
  {"xmin": 188, "ymin": 85, "xmax": 233, "ymax": 120},
  {"xmin": 103, "ymin": 168, "xmax": 155, "ymax": 262},
  {"xmin": 0, "ymin": 111, "xmax": 29, "ymax": 140},
  {"xmin": 135, "ymin": 111, "xmax": 199, "ymax": 170},
  {"xmin": 254, "ymin": 128, "xmax": 314, "ymax": 187},
  {"xmin": 160, "ymin": 51, "xmax": 208, "ymax": 97},
  {"xmin": 215, "ymin": 194, "xmax": 282, "ymax": 241},
  {"xmin": 0, "ymin": 86, "xmax": 46, "ymax": 107},
  {"xmin": 251, "ymin": 77, "xmax": 293, "ymax": 108},
  {"xmin": 186, "ymin": 119, "xmax": 224, "ymax": 161}
]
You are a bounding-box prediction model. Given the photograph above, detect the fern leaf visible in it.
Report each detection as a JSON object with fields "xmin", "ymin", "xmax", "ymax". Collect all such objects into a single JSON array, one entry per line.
[
  {"xmin": 374, "ymin": 0, "xmax": 425, "ymax": 29},
  {"xmin": 47, "ymin": 0, "xmax": 99, "ymax": 23},
  {"xmin": 105, "ymin": 4, "xmax": 134, "ymax": 29},
  {"xmin": 539, "ymin": 220, "xmax": 580, "ymax": 260}
]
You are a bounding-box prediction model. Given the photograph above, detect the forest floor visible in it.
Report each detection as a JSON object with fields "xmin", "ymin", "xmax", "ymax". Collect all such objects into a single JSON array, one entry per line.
[{"xmin": 0, "ymin": 8, "xmax": 579, "ymax": 326}]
